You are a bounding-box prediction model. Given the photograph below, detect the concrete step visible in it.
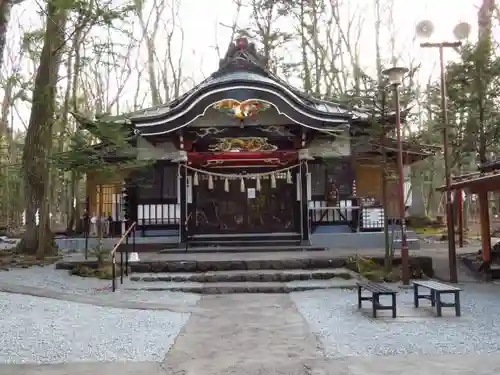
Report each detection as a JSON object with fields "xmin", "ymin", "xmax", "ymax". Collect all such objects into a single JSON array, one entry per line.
[
  {"xmin": 123, "ymin": 277, "xmax": 359, "ymax": 294},
  {"xmin": 129, "ymin": 268, "xmax": 354, "ymax": 283}
]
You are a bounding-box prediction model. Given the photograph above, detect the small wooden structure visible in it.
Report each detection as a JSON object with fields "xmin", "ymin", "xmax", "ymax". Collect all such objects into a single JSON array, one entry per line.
[{"xmin": 436, "ymin": 160, "xmax": 500, "ymax": 270}]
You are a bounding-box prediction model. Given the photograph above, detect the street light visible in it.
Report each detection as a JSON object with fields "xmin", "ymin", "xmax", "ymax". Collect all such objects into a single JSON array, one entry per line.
[
  {"xmin": 416, "ymin": 19, "xmax": 471, "ymax": 283},
  {"xmin": 382, "ymin": 66, "xmax": 410, "ymax": 286},
  {"xmin": 384, "ymin": 67, "xmax": 409, "ymax": 86}
]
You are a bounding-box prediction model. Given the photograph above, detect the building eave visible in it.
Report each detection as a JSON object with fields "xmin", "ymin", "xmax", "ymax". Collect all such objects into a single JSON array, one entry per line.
[
  {"xmin": 436, "ymin": 171, "xmax": 500, "ymax": 192},
  {"xmin": 478, "ymin": 159, "xmax": 500, "ymax": 173}
]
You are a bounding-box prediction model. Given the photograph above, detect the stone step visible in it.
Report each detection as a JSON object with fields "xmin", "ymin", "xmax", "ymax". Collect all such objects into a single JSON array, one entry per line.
[
  {"xmin": 129, "ymin": 268, "xmax": 354, "ymax": 283},
  {"xmin": 57, "ymin": 252, "xmax": 434, "ymax": 276},
  {"xmin": 185, "ymin": 241, "xmax": 302, "ymax": 248},
  {"xmin": 158, "ymin": 245, "xmax": 326, "ymax": 254},
  {"xmin": 123, "ymin": 278, "xmax": 359, "ymax": 294},
  {"xmin": 56, "ymin": 252, "xmax": 348, "ymax": 273}
]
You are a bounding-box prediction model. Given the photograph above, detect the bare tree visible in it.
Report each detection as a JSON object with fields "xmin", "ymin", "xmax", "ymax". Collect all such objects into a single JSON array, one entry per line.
[
  {"xmin": 0, "ymin": 0, "xmax": 24, "ymax": 75},
  {"xmin": 236, "ymin": 0, "xmax": 293, "ymax": 74},
  {"xmin": 214, "ymin": 0, "xmax": 242, "ymax": 62},
  {"xmin": 156, "ymin": 0, "xmax": 186, "ymax": 100},
  {"xmin": 0, "ymin": 40, "xmax": 26, "ymax": 230},
  {"xmin": 134, "ymin": 0, "xmax": 163, "ymax": 106}
]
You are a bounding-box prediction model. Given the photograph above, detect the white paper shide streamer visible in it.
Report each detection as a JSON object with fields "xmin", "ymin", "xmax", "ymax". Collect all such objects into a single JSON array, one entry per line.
[{"xmin": 184, "ymin": 164, "xmax": 300, "ymax": 193}]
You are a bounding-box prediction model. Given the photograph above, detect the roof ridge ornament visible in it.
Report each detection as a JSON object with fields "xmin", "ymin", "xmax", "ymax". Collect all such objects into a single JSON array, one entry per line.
[
  {"xmin": 219, "ymin": 37, "xmax": 269, "ymax": 69},
  {"xmin": 216, "ymin": 38, "xmax": 348, "ymax": 113}
]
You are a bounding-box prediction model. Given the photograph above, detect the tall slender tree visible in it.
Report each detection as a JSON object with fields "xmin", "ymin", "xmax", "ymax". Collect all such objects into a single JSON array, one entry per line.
[
  {"xmin": 0, "ymin": 0, "xmax": 23, "ymax": 74},
  {"xmin": 18, "ymin": 0, "xmax": 67, "ymax": 257}
]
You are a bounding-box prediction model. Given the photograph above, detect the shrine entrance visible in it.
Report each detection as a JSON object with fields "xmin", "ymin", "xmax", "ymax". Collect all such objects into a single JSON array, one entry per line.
[{"xmin": 189, "ymin": 171, "xmax": 298, "ymax": 235}]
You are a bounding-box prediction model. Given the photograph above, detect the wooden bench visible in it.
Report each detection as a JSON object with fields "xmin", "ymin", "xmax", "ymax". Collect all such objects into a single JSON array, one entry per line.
[
  {"xmin": 413, "ymin": 280, "xmax": 462, "ymax": 317},
  {"xmin": 357, "ymin": 282, "xmax": 398, "ymax": 318}
]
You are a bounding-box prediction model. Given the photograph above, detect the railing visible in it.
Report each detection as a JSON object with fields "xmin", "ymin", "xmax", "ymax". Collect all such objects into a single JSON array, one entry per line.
[
  {"xmin": 309, "ymin": 198, "xmax": 362, "ymax": 232},
  {"xmin": 137, "ymin": 201, "xmax": 180, "ymax": 237},
  {"xmin": 110, "ymin": 221, "xmax": 137, "ymax": 292},
  {"xmin": 309, "ymin": 204, "xmax": 361, "ymax": 233},
  {"xmin": 137, "ymin": 203, "xmax": 180, "ymax": 226}
]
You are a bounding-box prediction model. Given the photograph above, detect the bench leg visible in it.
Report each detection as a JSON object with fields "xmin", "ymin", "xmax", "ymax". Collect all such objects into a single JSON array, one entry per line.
[
  {"xmin": 358, "ymin": 285, "xmax": 362, "ymax": 309},
  {"xmin": 392, "ymin": 293, "xmax": 397, "ymax": 318},
  {"xmin": 372, "ymin": 294, "xmax": 379, "ymax": 318},
  {"xmin": 455, "ymin": 291, "xmax": 461, "ymax": 317},
  {"xmin": 431, "ymin": 290, "xmax": 436, "ymax": 307},
  {"xmin": 413, "ymin": 284, "xmax": 419, "ymax": 307},
  {"xmin": 436, "ymin": 292, "xmax": 442, "ymax": 317}
]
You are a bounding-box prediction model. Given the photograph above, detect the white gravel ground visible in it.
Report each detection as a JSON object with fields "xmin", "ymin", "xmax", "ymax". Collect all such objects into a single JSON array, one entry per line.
[
  {"xmin": 0, "ymin": 248, "xmax": 199, "ymax": 365},
  {"xmin": 291, "ymin": 285, "xmax": 500, "ymax": 358},
  {"xmin": 0, "ymin": 266, "xmax": 201, "ymax": 306},
  {"xmin": 0, "ymin": 292, "xmax": 189, "ymax": 364}
]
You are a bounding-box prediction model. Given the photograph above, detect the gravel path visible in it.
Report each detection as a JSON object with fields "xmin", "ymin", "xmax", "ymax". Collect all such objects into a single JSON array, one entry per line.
[
  {"xmin": 291, "ymin": 284, "xmax": 500, "ymax": 358},
  {"xmin": 0, "ymin": 292, "xmax": 190, "ymax": 364},
  {"xmin": 0, "ymin": 266, "xmax": 200, "ymax": 308}
]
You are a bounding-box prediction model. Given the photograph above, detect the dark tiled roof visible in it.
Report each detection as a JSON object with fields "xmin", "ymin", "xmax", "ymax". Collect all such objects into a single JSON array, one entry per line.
[
  {"xmin": 109, "ymin": 38, "xmax": 375, "ymax": 122},
  {"xmin": 478, "ymin": 160, "xmax": 500, "ymax": 173}
]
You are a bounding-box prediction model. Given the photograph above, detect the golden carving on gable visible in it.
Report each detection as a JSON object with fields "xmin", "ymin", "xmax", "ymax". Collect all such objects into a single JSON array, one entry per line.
[
  {"xmin": 208, "ymin": 137, "xmax": 278, "ymax": 152},
  {"xmin": 212, "ymin": 99, "xmax": 271, "ymax": 120}
]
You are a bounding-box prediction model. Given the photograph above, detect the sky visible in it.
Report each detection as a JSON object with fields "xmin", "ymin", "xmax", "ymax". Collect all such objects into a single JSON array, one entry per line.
[
  {"xmin": 177, "ymin": 0, "xmax": 484, "ymax": 81},
  {"xmin": 3, "ymin": 0, "xmax": 491, "ymax": 130}
]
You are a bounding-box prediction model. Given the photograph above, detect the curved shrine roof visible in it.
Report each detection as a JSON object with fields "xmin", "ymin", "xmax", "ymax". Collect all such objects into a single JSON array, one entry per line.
[
  {"xmin": 130, "ymin": 71, "xmax": 352, "ymax": 120},
  {"xmin": 125, "ymin": 38, "xmax": 377, "ymax": 136}
]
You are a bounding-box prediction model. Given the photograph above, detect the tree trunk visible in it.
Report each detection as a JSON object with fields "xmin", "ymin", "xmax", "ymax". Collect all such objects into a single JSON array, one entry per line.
[
  {"xmin": 0, "ymin": 0, "xmax": 22, "ymax": 230},
  {"xmin": 66, "ymin": 25, "xmax": 83, "ymax": 233},
  {"xmin": 0, "ymin": 0, "xmax": 23, "ymax": 74},
  {"xmin": 17, "ymin": 0, "xmax": 67, "ymax": 258},
  {"xmin": 298, "ymin": 0, "xmax": 311, "ymax": 93},
  {"xmin": 0, "ymin": 64, "xmax": 13, "ymax": 228},
  {"xmin": 477, "ymin": 0, "xmax": 495, "ymax": 164},
  {"xmin": 67, "ymin": 173, "xmax": 82, "ymax": 233}
]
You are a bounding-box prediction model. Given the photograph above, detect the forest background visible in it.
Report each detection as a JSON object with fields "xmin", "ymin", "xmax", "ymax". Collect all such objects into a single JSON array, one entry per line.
[{"xmin": 0, "ymin": 0, "xmax": 498, "ymax": 256}]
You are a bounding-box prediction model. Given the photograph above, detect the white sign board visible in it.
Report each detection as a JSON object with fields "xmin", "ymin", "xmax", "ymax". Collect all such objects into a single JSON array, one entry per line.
[{"xmin": 247, "ymin": 188, "xmax": 256, "ymax": 199}]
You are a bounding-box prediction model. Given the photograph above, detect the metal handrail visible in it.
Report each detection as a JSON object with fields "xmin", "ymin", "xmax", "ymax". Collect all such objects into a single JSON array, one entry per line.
[{"xmin": 111, "ymin": 221, "xmax": 136, "ymax": 292}]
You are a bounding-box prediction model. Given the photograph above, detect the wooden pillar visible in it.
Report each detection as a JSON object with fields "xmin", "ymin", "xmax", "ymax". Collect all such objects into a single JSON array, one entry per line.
[
  {"xmin": 178, "ymin": 135, "xmax": 188, "ymax": 244},
  {"xmin": 179, "ymin": 161, "xmax": 187, "ymax": 243},
  {"xmin": 300, "ymin": 160, "xmax": 310, "ymax": 243},
  {"xmin": 478, "ymin": 190, "xmax": 491, "ymax": 263},
  {"xmin": 97, "ymin": 184, "xmax": 103, "ymax": 238},
  {"xmin": 457, "ymin": 189, "xmax": 464, "ymax": 247},
  {"xmin": 298, "ymin": 149, "xmax": 311, "ymax": 244},
  {"xmin": 124, "ymin": 177, "xmax": 138, "ymax": 227}
]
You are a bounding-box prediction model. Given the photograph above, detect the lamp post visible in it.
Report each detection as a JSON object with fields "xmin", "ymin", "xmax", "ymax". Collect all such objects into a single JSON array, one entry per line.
[
  {"xmin": 416, "ymin": 20, "xmax": 471, "ymax": 283},
  {"xmin": 382, "ymin": 66, "xmax": 410, "ymax": 285}
]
